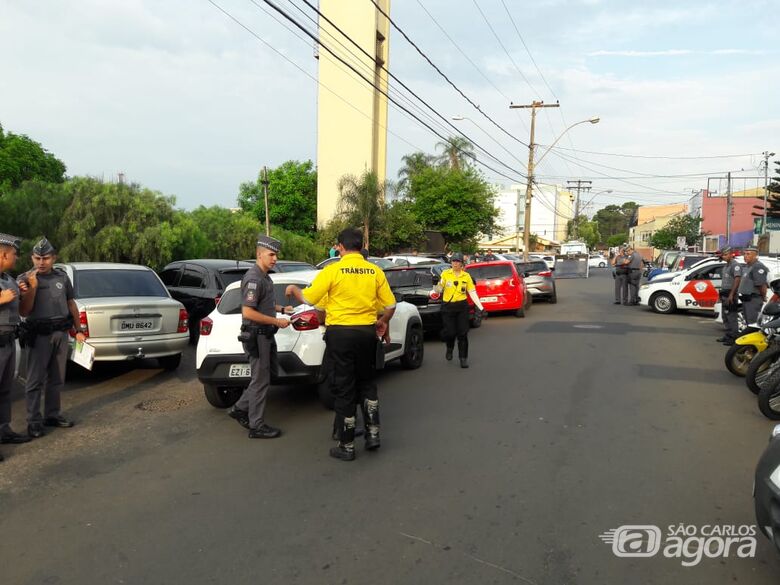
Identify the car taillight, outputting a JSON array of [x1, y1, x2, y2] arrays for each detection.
[[538, 270, 552, 277], [200, 316, 213, 336], [214, 295, 221, 306], [292, 309, 320, 331], [70, 310, 89, 338], [177, 308, 189, 333]]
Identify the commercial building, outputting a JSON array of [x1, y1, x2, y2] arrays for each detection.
[[628, 203, 689, 259]]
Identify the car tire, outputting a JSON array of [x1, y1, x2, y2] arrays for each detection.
[[599, 262, 606, 268], [514, 306, 525, 318], [203, 384, 242, 408], [470, 311, 482, 329], [401, 324, 424, 369], [724, 344, 758, 377], [746, 347, 780, 395], [158, 354, 181, 371], [757, 381, 780, 420], [649, 292, 676, 314]]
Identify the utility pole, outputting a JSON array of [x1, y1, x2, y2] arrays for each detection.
[[725, 171, 732, 245], [261, 166, 271, 237], [764, 151, 776, 234], [567, 179, 592, 239], [510, 100, 560, 261]]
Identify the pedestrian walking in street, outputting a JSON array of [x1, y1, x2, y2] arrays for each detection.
[[717, 246, 743, 345], [612, 246, 630, 305], [18, 238, 84, 438], [626, 245, 643, 305], [229, 235, 292, 439], [431, 253, 485, 368], [0, 234, 31, 461], [328, 244, 338, 259], [285, 228, 396, 461], [738, 245, 769, 329]]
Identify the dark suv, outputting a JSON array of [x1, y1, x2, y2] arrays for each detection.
[[159, 259, 253, 342], [384, 266, 442, 334]]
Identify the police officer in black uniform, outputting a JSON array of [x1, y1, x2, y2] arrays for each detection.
[[626, 245, 643, 305], [228, 235, 291, 439], [738, 245, 768, 329], [18, 238, 84, 438], [716, 246, 743, 345], [0, 234, 32, 460]]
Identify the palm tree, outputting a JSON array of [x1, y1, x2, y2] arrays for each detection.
[[397, 151, 433, 192], [336, 170, 388, 250], [436, 136, 475, 170]]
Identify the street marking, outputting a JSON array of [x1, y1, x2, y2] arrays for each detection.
[[573, 324, 604, 329]]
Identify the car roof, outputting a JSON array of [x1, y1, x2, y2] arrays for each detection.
[[223, 269, 321, 292], [164, 259, 254, 269], [465, 260, 514, 267], [62, 262, 153, 271]]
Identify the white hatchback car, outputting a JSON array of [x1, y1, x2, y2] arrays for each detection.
[[587, 255, 608, 268], [196, 270, 424, 408]]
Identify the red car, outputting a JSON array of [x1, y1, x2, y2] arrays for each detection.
[[465, 260, 531, 318]]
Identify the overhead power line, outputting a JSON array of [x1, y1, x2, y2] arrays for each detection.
[[366, 0, 529, 148], [256, 0, 528, 183], [537, 144, 763, 160]]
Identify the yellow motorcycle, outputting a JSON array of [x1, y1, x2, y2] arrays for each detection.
[[724, 303, 780, 377]]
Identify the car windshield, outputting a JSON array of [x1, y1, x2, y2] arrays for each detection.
[[466, 264, 512, 281], [218, 283, 308, 315], [218, 269, 249, 287], [369, 258, 394, 269], [74, 269, 168, 298], [385, 270, 433, 288], [515, 261, 548, 274]]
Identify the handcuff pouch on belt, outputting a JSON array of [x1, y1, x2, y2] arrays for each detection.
[[239, 323, 278, 357], [19, 317, 73, 349]]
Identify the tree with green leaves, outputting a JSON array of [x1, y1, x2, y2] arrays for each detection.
[[409, 166, 498, 250], [593, 202, 637, 243], [435, 136, 475, 171], [397, 151, 434, 193], [606, 233, 629, 247], [648, 215, 703, 249], [567, 216, 601, 249], [0, 179, 72, 242], [336, 170, 388, 251], [0, 124, 66, 192], [371, 199, 426, 255], [237, 160, 317, 235]]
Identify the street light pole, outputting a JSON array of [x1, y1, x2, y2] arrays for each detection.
[[510, 101, 599, 260]]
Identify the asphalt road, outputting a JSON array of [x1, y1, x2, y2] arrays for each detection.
[[2, 269, 780, 584]]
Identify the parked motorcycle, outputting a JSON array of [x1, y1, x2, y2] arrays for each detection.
[[745, 313, 780, 395], [725, 303, 780, 377]]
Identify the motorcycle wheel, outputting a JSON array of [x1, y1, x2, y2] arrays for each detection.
[[724, 344, 758, 377], [745, 346, 780, 395], [757, 380, 780, 420]]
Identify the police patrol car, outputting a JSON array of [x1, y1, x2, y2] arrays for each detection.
[[638, 258, 726, 314]]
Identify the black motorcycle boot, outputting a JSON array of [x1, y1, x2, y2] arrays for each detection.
[[445, 344, 454, 361], [330, 416, 356, 461], [361, 399, 381, 450]]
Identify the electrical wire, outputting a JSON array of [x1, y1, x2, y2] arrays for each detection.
[[366, 0, 529, 148], [256, 0, 529, 183], [536, 145, 763, 160]]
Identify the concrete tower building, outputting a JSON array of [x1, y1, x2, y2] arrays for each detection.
[[316, 0, 391, 227]]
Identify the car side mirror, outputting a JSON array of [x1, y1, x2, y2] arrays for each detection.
[[523, 272, 530, 277]]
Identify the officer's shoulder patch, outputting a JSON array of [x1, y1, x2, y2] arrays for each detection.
[[248, 281, 257, 289], [758, 269, 766, 274]]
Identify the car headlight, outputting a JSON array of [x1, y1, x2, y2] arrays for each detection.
[[640, 284, 649, 290], [771, 464, 780, 490]]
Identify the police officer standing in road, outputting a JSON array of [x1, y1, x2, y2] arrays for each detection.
[[626, 245, 643, 305], [611, 246, 629, 305], [18, 238, 85, 438], [228, 235, 291, 439], [717, 247, 743, 345], [738, 245, 769, 329], [431, 252, 485, 368], [285, 228, 396, 461], [0, 234, 32, 460]]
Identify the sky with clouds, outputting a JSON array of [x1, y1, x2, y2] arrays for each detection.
[[1, 0, 777, 213]]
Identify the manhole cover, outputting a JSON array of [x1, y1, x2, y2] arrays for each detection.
[[136, 397, 193, 412]]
